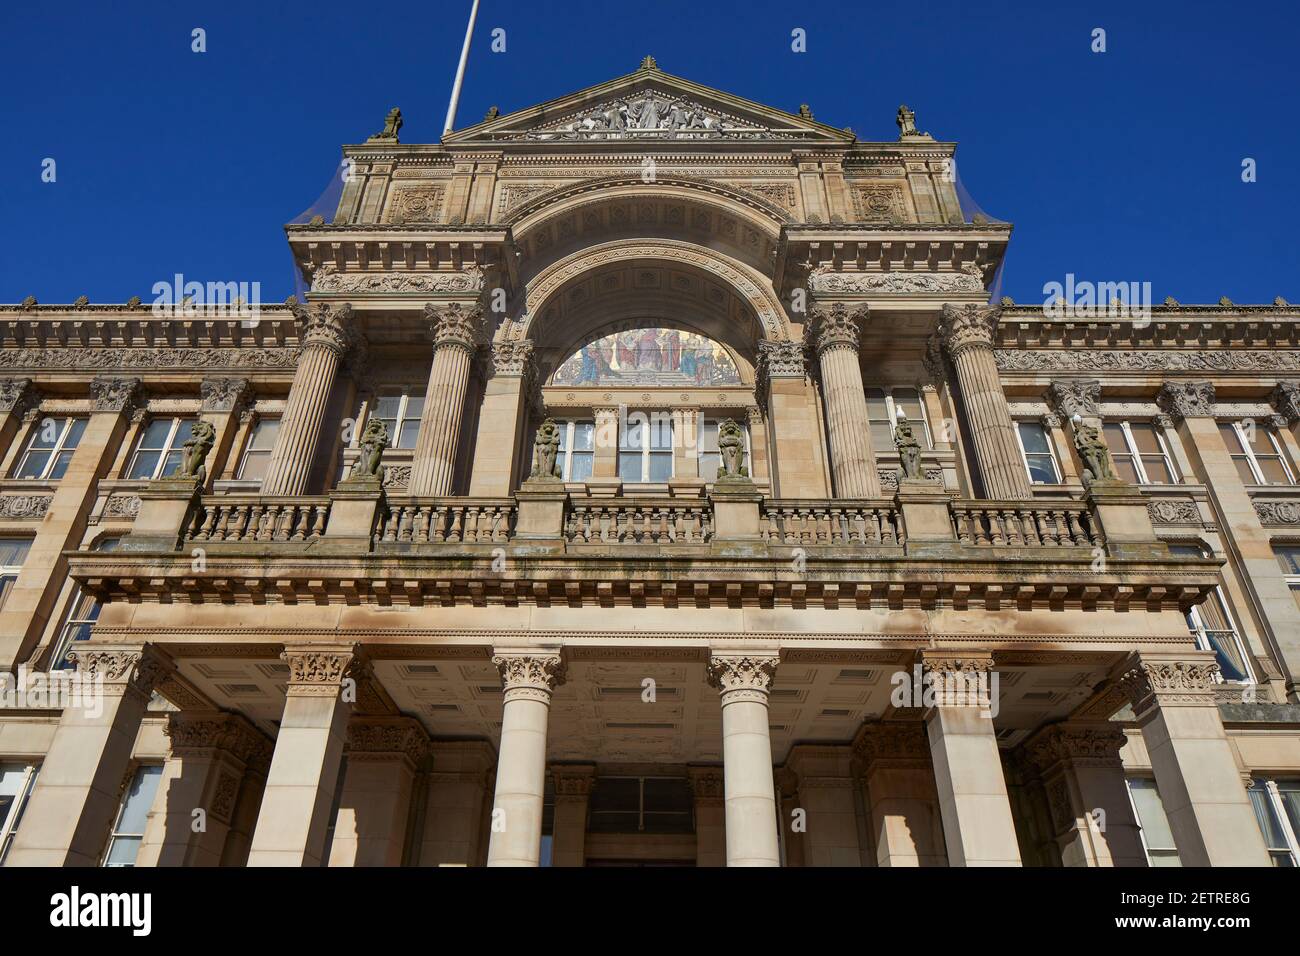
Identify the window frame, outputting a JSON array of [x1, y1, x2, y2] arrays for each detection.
[[370, 391, 425, 451], [1277, 545, 1300, 613], [50, 538, 121, 671], [102, 763, 163, 868], [126, 417, 197, 481], [1248, 778, 1300, 867], [236, 416, 280, 482], [554, 418, 596, 482], [587, 774, 695, 835], [618, 411, 675, 484], [1126, 776, 1182, 867], [1105, 420, 1180, 486], [0, 538, 32, 615], [1169, 543, 1254, 683], [14, 416, 85, 481], [1014, 419, 1063, 485], [0, 761, 40, 865], [865, 387, 933, 452], [1221, 421, 1297, 486]]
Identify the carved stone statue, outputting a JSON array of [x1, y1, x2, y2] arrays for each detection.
[[716, 419, 749, 479], [1072, 415, 1118, 484], [348, 418, 389, 482], [897, 104, 919, 137], [893, 411, 923, 480], [174, 420, 216, 481], [530, 418, 562, 480], [368, 107, 403, 143]]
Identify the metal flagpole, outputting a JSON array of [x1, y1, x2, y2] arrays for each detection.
[[443, 0, 481, 137]]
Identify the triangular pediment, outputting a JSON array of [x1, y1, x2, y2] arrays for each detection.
[[443, 61, 855, 145]]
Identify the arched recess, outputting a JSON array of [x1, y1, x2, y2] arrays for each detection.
[[507, 180, 791, 278]]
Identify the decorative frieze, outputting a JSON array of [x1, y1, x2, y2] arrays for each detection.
[[808, 265, 983, 296], [996, 350, 1300, 373], [1157, 381, 1216, 423], [1147, 498, 1202, 526], [103, 493, 144, 520], [0, 347, 300, 372], [311, 262, 484, 295], [0, 495, 52, 519], [1255, 500, 1300, 526]]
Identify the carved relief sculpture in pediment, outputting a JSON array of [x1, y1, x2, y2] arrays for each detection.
[[519, 92, 775, 141]]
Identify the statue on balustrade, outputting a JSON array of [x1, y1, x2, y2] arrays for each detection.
[[530, 418, 563, 480], [347, 418, 389, 483], [1072, 414, 1119, 485], [174, 420, 216, 482], [893, 410, 924, 481], [716, 418, 749, 479]]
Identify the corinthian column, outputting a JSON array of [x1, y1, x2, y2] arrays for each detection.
[[707, 651, 781, 866], [409, 303, 482, 496], [261, 303, 354, 495], [486, 650, 565, 867], [811, 303, 880, 497], [939, 303, 1032, 499]]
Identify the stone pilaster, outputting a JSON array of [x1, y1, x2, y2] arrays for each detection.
[[328, 716, 427, 867], [756, 337, 829, 498], [409, 303, 483, 496], [247, 644, 359, 866], [811, 303, 880, 498], [468, 339, 535, 495], [687, 766, 727, 867], [853, 721, 947, 867], [939, 304, 1032, 499], [136, 710, 272, 867], [1020, 722, 1147, 868], [486, 649, 565, 866], [550, 763, 596, 867], [783, 745, 862, 866], [707, 651, 781, 866], [198, 377, 252, 491], [920, 651, 1022, 866], [419, 740, 496, 867], [1114, 652, 1270, 866], [5, 644, 171, 866], [261, 303, 354, 495]]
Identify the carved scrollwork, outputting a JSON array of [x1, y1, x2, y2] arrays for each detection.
[[1048, 380, 1101, 420], [1157, 381, 1216, 422], [939, 303, 1000, 357], [706, 653, 779, 702], [1118, 657, 1219, 712], [1255, 500, 1300, 526], [426, 302, 484, 352], [810, 302, 866, 354], [89, 376, 144, 413], [296, 302, 355, 357], [0, 495, 52, 519], [493, 653, 567, 701]]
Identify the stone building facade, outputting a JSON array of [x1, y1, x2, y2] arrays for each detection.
[[1, 60, 1299, 868]]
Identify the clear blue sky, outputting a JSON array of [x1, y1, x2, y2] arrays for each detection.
[[2, 0, 1296, 305]]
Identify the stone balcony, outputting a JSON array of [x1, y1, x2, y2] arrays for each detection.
[[65, 475, 1223, 617]]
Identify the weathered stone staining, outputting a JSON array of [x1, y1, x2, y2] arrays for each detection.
[[0, 59, 1294, 871]]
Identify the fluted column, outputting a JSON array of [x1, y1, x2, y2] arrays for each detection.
[[707, 651, 781, 866], [409, 302, 482, 496], [486, 650, 565, 867], [812, 303, 880, 497], [261, 303, 354, 495], [939, 303, 1033, 499]]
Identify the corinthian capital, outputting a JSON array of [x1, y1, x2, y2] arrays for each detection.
[[810, 302, 866, 354], [282, 644, 359, 697], [89, 376, 144, 413], [296, 302, 355, 356], [426, 302, 484, 352], [200, 377, 252, 413], [490, 339, 535, 378], [0, 378, 40, 415], [1156, 381, 1216, 423], [757, 338, 807, 378], [1048, 380, 1101, 420], [1022, 722, 1126, 772], [493, 651, 566, 702], [707, 652, 779, 703], [1271, 381, 1300, 424], [67, 644, 171, 699], [1115, 652, 1219, 714], [938, 303, 1000, 356]]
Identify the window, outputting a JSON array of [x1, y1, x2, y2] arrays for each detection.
[[1015, 421, 1062, 485], [555, 420, 595, 481], [1169, 544, 1252, 682], [236, 418, 280, 481], [51, 538, 122, 670], [1219, 421, 1296, 486], [1248, 779, 1300, 867], [699, 418, 750, 479], [587, 776, 694, 834], [371, 392, 424, 450], [127, 418, 196, 480], [0, 762, 39, 864], [103, 764, 162, 867], [618, 412, 673, 483], [1276, 545, 1300, 612], [1127, 778, 1181, 866], [15, 417, 86, 480], [866, 387, 931, 452], [0, 539, 32, 613], [1103, 421, 1178, 484]]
